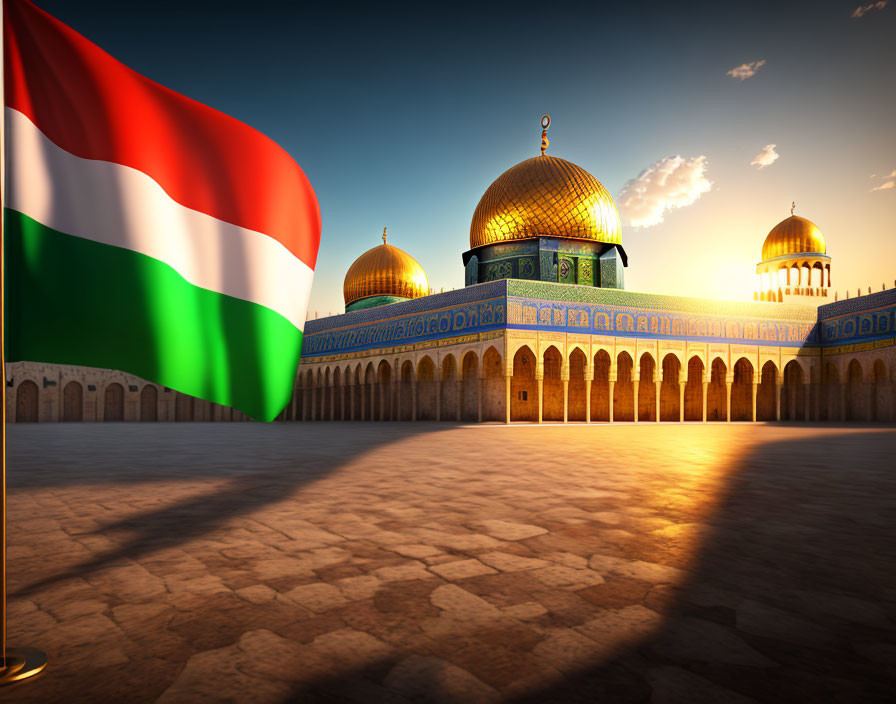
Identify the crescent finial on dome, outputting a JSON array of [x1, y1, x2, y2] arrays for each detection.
[[540, 114, 551, 156]]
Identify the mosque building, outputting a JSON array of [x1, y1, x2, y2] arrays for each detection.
[[5, 118, 895, 423]]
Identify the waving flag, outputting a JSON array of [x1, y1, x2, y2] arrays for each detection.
[[3, 0, 320, 421]]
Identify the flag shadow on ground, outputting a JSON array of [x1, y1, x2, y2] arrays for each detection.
[[280, 429, 896, 704]]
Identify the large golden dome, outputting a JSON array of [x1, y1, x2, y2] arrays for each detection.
[[761, 215, 826, 260], [469, 155, 622, 249], [344, 232, 429, 307]]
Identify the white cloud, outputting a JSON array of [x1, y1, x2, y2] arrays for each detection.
[[852, 1, 887, 18], [871, 170, 896, 191], [727, 60, 766, 81], [751, 144, 779, 169], [617, 155, 712, 228]]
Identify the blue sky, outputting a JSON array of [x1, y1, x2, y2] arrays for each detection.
[[37, 0, 896, 314]]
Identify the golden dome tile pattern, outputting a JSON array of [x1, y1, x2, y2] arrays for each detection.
[[344, 239, 429, 307], [761, 215, 826, 260], [469, 155, 622, 250]]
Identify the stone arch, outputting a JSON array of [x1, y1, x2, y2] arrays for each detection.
[[846, 359, 864, 421], [590, 349, 611, 422], [568, 347, 587, 422], [140, 385, 158, 422], [614, 351, 634, 422], [482, 345, 505, 422], [16, 379, 39, 423], [757, 361, 777, 421], [542, 345, 563, 422], [638, 352, 657, 422], [660, 354, 681, 421], [782, 360, 805, 421], [416, 356, 437, 421], [399, 359, 414, 421], [175, 392, 194, 422], [511, 345, 537, 422], [684, 356, 705, 421], [376, 360, 392, 421], [63, 380, 83, 422], [871, 359, 888, 421], [461, 351, 479, 421], [440, 354, 459, 421], [104, 383, 125, 422], [332, 366, 343, 420], [822, 362, 840, 421], [707, 358, 727, 421], [731, 358, 753, 421]]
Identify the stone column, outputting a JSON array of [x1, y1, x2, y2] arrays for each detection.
[[457, 380, 463, 422], [751, 381, 758, 422], [435, 377, 442, 422], [477, 377, 484, 423], [679, 381, 686, 422], [775, 377, 782, 421], [311, 382, 317, 421], [806, 385, 812, 422], [349, 382, 355, 421], [301, 385, 308, 421], [371, 382, 377, 421], [561, 364, 569, 424], [330, 385, 335, 421], [395, 381, 401, 422], [584, 374, 592, 424], [702, 378, 708, 423], [341, 383, 346, 421], [841, 383, 848, 421], [505, 374, 512, 424], [655, 380, 661, 422], [411, 380, 417, 421], [633, 379, 640, 423], [725, 374, 732, 422], [608, 377, 616, 423], [537, 375, 544, 424], [359, 382, 365, 421]]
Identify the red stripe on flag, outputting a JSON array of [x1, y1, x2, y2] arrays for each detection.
[[4, 0, 320, 270]]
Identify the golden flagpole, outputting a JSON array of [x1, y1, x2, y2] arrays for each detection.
[[0, 0, 48, 684]]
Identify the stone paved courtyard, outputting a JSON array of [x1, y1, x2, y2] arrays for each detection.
[[1, 422, 895, 703]]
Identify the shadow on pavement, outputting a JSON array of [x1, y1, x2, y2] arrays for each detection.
[[286, 428, 896, 703]]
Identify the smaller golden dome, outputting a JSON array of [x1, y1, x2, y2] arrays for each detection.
[[344, 230, 429, 307], [761, 215, 826, 260]]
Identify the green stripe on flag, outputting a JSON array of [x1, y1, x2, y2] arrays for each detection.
[[4, 209, 301, 421]]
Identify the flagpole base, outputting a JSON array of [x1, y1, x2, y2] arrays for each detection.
[[0, 648, 47, 685]]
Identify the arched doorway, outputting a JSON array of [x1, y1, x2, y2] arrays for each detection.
[[482, 346, 505, 422], [638, 353, 656, 422], [684, 356, 704, 421], [822, 363, 840, 421], [614, 352, 634, 422], [16, 380, 39, 423], [731, 358, 753, 421], [416, 357, 437, 420], [871, 360, 887, 421], [707, 359, 727, 421], [104, 383, 124, 422], [757, 361, 777, 421], [568, 348, 587, 422], [175, 392, 194, 422], [461, 352, 479, 421], [440, 355, 458, 421], [590, 350, 611, 422], [400, 361, 414, 421], [660, 354, 681, 421], [63, 381, 83, 422], [782, 361, 805, 421], [846, 359, 863, 421], [377, 360, 392, 421], [511, 346, 537, 422], [333, 367, 343, 420], [140, 385, 158, 421], [542, 346, 563, 422], [364, 363, 376, 421]]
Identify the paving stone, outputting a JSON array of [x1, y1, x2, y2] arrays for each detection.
[[374, 561, 433, 582], [649, 617, 777, 667], [384, 654, 499, 703], [335, 574, 382, 601], [477, 551, 550, 572], [529, 564, 605, 590], [284, 582, 347, 613], [428, 559, 498, 580], [588, 554, 685, 584], [391, 543, 443, 559], [736, 599, 836, 648], [646, 665, 759, 704], [501, 602, 548, 620], [474, 520, 549, 541], [533, 627, 605, 673]]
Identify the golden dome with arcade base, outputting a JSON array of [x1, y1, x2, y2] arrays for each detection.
[[343, 229, 429, 310], [761, 214, 826, 261]]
